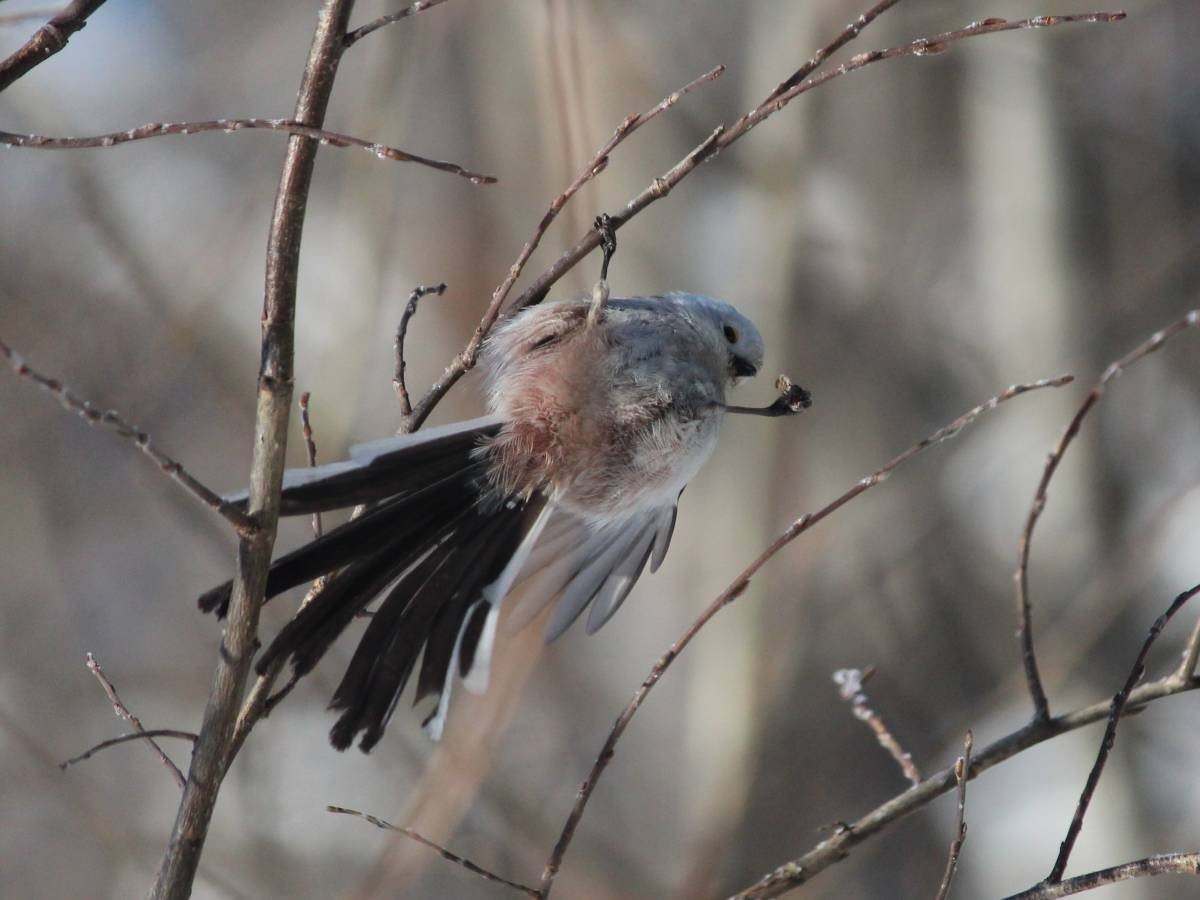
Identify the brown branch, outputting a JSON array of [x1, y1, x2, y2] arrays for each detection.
[[299, 392, 322, 539], [1003, 852, 1200, 900], [934, 732, 973, 900], [729, 673, 1200, 899], [832, 667, 921, 787], [537, 375, 1073, 896], [149, 1, 358, 896], [327, 805, 540, 898], [60, 729, 198, 772], [0, 0, 107, 93], [85, 653, 188, 789], [343, 0, 453, 49], [0, 337, 257, 537], [1046, 583, 1200, 884], [0, 118, 496, 182], [507, 11, 1125, 320], [1016, 308, 1199, 722], [405, 63, 726, 431], [394, 282, 447, 419]]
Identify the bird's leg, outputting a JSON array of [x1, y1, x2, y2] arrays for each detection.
[[587, 214, 618, 329], [722, 375, 812, 417]]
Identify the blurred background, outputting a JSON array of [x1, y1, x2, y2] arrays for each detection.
[[2, 1, 1199, 897]]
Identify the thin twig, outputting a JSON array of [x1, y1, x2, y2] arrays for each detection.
[[507, 11, 1126, 321], [0, 0, 107, 93], [343, 0, 453, 48], [299, 392, 322, 539], [85, 653, 187, 789], [0, 118, 496, 182], [1017, 307, 1199, 722], [327, 805, 540, 898], [60, 730, 198, 772], [1046, 583, 1200, 884], [832, 667, 921, 787], [150, 2, 359, 896], [729, 673, 1200, 898], [934, 731, 973, 900], [0, 337, 256, 536], [1004, 852, 1200, 899], [405, 63, 725, 431], [394, 282, 447, 419], [538, 375, 1072, 896]]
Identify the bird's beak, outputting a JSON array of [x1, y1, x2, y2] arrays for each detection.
[[731, 356, 758, 378]]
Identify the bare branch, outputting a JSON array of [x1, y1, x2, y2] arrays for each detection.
[[1017, 308, 1199, 722], [1046, 583, 1200, 884], [1003, 852, 1200, 900], [0, 118, 496, 183], [510, 12, 1126, 317], [327, 805, 540, 898], [405, 63, 726, 431], [832, 667, 921, 787], [60, 729, 198, 773], [343, 0, 453, 49], [0, 337, 257, 537], [538, 375, 1073, 896], [85, 653, 188, 788], [394, 282, 447, 419], [298, 392, 322, 539], [934, 732, 973, 900], [150, 1, 359, 896], [729, 673, 1200, 899], [0, 0, 107, 93]]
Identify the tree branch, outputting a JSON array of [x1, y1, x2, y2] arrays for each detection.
[[84, 652, 188, 789], [1046, 583, 1200, 884], [0, 118, 496, 182], [0, 336, 257, 537], [1003, 852, 1200, 900], [394, 282, 447, 420], [832, 667, 921, 787], [0, 0, 107, 93], [933, 732, 973, 900], [60, 729, 197, 773], [538, 375, 1073, 896], [507, 11, 1126, 319], [149, 1, 358, 896], [405, 63, 726, 431], [1016, 308, 1199, 723], [730, 673, 1200, 899], [343, 0, 454, 49], [327, 805, 540, 898]]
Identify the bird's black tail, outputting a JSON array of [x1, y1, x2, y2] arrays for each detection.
[[195, 417, 549, 751]]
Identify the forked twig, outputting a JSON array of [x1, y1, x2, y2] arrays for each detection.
[[85, 653, 188, 788], [0, 337, 257, 536], [0, 119, 496, 183], [1016, 308, 1199, 722], [538, 375, 1072, 895], [1004, 852, 1200, 900], [1045, 583, 1200, 884], [405, 63, 726, 431], [327, 805, 540, 897]]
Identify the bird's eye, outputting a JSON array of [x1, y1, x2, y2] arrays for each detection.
[[723, 325, 739, 344]]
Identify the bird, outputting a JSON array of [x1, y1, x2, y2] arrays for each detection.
[[197, 291, 808, 751]]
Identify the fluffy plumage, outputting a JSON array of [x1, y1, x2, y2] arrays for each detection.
[[197, 292, 765, 750]]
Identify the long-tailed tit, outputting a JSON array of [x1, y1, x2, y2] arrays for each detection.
[[198, 292, 808, 750]]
